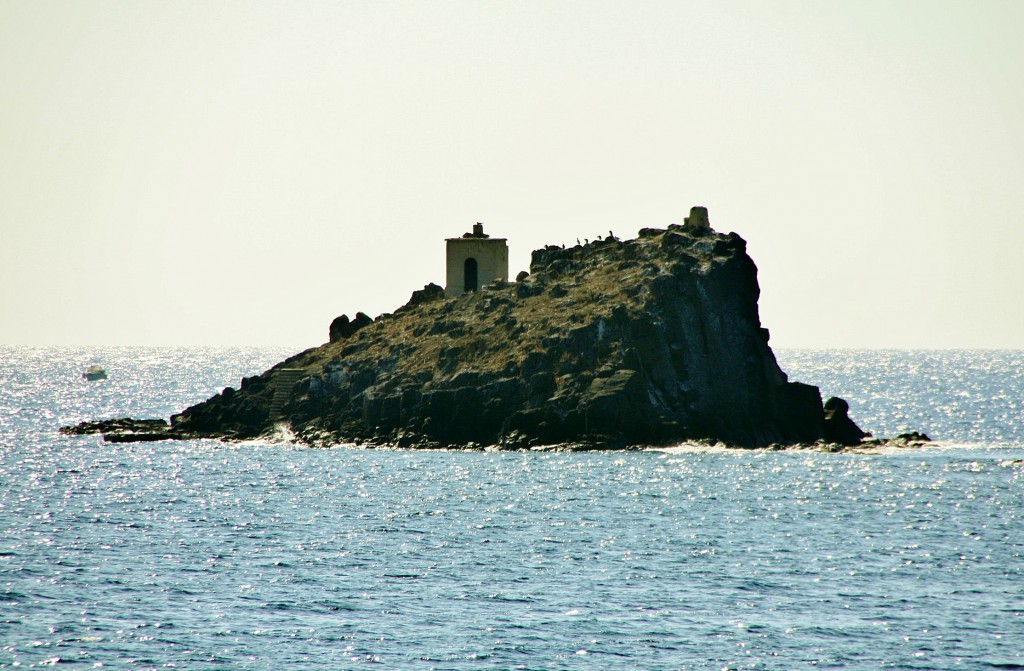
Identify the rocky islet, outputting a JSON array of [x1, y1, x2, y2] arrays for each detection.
[[64, 213, 922, 450]]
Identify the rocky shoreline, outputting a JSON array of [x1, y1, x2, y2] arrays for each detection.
[[62, 215, 927, 451], [60, 417, 931, 452]]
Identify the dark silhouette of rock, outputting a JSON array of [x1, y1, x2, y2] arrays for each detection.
[[63, 218, 889, 449], [60, 418, 170, 436], [329, 312, 373, 343], [59, 418, 188, 443], [329, 315, 352, 343], [896, 431, 930, 443], [822, 396, 868, 445]]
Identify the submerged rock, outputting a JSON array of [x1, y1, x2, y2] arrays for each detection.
[[59, 418, 188, 443], [64, 218, 880, 449]]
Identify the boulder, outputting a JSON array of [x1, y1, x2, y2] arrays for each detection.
[[329, 312, 373, 343], [822, 396, 868, 446]]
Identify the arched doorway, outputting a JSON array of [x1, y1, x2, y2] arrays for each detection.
[[463, 257, 478, 293]]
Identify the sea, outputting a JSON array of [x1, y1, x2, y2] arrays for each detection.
[[1, 347, 1022, 670]]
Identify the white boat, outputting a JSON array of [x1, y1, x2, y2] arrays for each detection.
[[83, 365, 107, 381]]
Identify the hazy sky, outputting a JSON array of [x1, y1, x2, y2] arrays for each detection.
[[2, 0, 1022, 348]]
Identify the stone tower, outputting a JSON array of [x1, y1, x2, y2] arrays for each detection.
[[445, 223, 508, 297], [683, 206, 711, 231]]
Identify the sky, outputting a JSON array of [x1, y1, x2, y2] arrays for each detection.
[[2, 0, 1022, 348]]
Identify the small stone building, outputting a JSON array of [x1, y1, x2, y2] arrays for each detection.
[[683, 206, 711, 231], [445, 223, 508, 297]]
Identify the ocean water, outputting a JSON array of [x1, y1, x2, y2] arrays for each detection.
[[1, 347, 1022, 670]]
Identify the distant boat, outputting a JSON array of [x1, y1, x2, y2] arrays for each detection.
[[83, 365, 107, 381]]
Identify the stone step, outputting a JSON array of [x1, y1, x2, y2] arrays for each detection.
[[269, 369, 305, 419]]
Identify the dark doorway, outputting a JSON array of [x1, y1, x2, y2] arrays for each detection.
[[464, 257, 479, 293]]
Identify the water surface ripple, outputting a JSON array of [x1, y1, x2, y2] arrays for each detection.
[[2, 347, 1022, 669]]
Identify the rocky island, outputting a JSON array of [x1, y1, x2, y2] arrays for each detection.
[[64, 208, 908, 450]]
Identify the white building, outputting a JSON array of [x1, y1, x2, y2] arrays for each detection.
[[445, 223, 509, 297]]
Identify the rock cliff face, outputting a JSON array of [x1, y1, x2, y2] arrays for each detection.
[[150, 220, 851, 449]]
